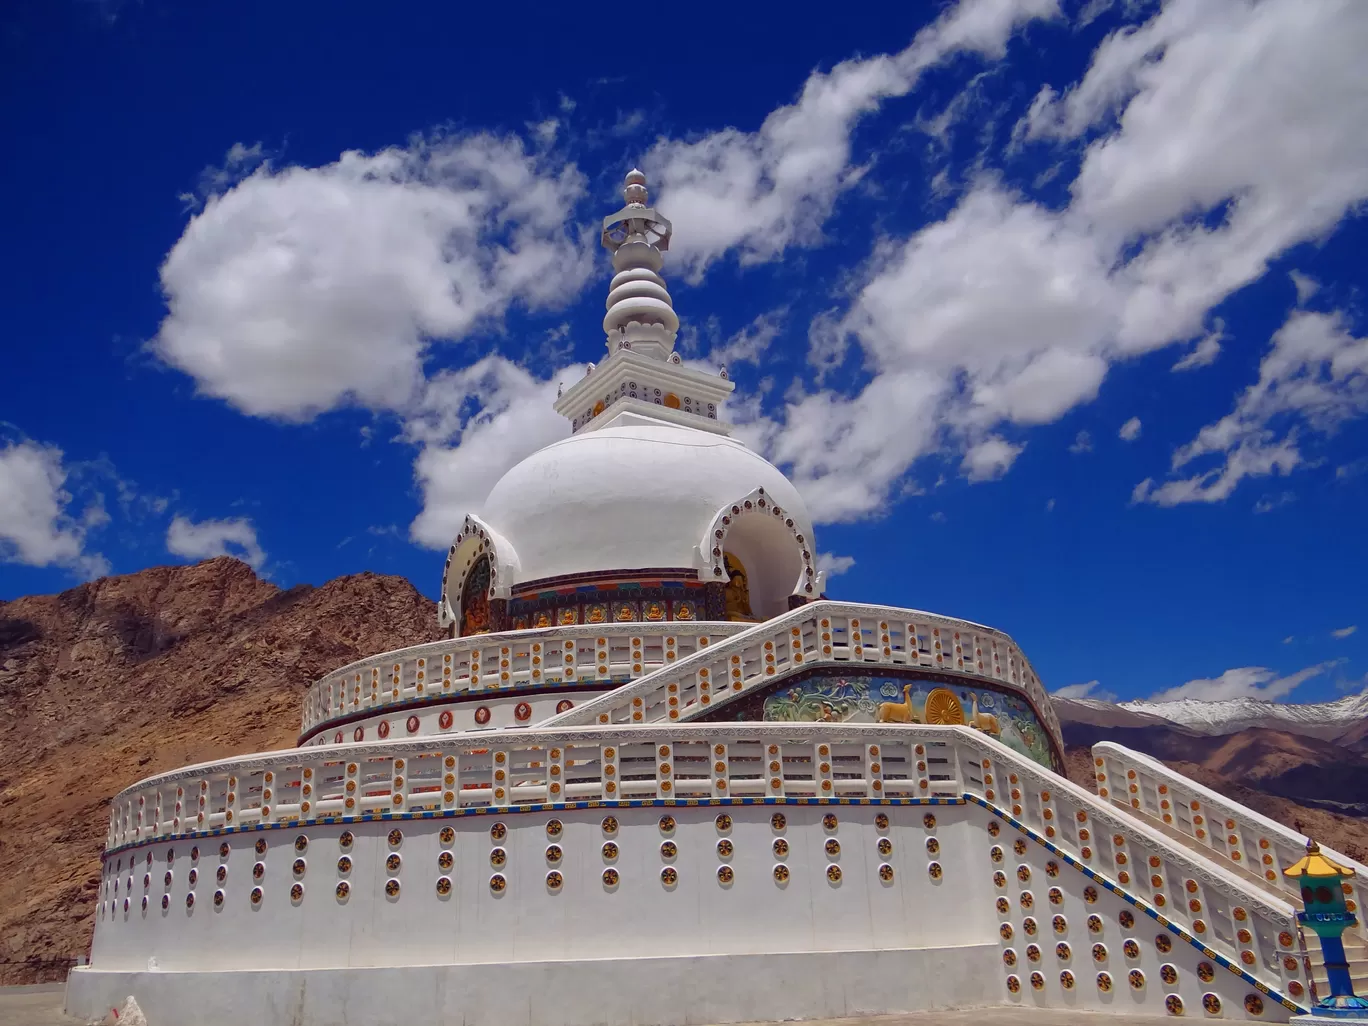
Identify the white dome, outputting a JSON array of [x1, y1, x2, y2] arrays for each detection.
[[481, 412, 818, 617]]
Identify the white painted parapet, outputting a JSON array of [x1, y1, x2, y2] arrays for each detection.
[[543, 599, 1062, 745], [1094, 740, 1368, 997]]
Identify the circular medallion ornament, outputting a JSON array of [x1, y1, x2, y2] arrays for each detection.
[[1156, 932, 1172, 953], [1061, 970, 1075, 990], [773, 864, 790, 883], [923, 814, 936, 829], [1021, 891, 1035, 909], [993, 871, 1007, 888], [437, 876, 452, 896], [659, 816, 676, 834], [1202, 994, 1222, 1015], [386, 853, 401, 873], [1030, 972, 1045, 991], [290, 883, 304, 902], [378, 720, 391, 739], [354, 727, 364, 742], [384, 878, 400, 898], [1049, 887, 1064, 905], [997, 897, 1011, 915], [603, 842, 620, 861], [490, 874, 507, 893], [1017, 865, 1031, 883], [1014, 839, 1027, 856], [491, 823, 507, 842], [1056, 942, 1071, 960], [339, 831, 354, 849], [1244, 995, 1264, 1016], [1093, 943, 1108, 962], [1123, 939, 1140, 959], [879, 838, 894, 856], [335, 881, 350, 901], [1004, 949, 1018, 967], [1165, 994, 1183, 1016], [1160, 964, 1178, 986], [474, 706, 491, 725], [546, 819, 563, 839], [490, 848, 507, 867], [988, 821, 1001, 837], [406, 715, 420, 734], [1001, 923, 1015, 941], [337, 856, 352, 874], [1023, 917, 1038, 936], [545, 871, 563, 890], [556, 699, 574, 714], [252, 862, 265, 880], [827, 865, 842, 884], [772, 838, 789, 858], [875, 813, 889, 830], [991, 846, 1005, 863], [514, 702, 532, 722], [601, 816, 618, 835], [1006, 975, 1021, 994], [213, 890, 225, 908], [1097, 972, 1113, 992], [1196, 962, 1215, 983], [825, 838, 841, 857], [293, 858, 306, 877], [255, 838, 268, 856], [879, 863, 894, 882], [438, 710, 454, 730], [1053, 915, 1068, 934], [1026, 944, 1041, 963], [388, 829, 403, 848], [1087, 915, 1103, 933], [928, 862, 943, 879], [821, 813, 838, 831], [1084, 886, 1098, 903], [250, 887, 264, 906], [661, 866, 678, 886], [439, 851, 454, 871], [717, 865, 735, 884]]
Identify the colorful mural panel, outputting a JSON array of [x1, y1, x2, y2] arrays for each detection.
[[700, 670, 1058, 771]]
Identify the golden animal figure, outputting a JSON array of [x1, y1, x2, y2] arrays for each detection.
[[969, 692, 1001, 735], [876, 684, 919, 723]]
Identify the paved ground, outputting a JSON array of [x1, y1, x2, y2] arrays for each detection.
[[0, 985, 1180, 1026], [0, 985, 83, 1026]]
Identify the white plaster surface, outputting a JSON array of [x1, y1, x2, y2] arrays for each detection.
[[66, 945, 1001, 1026], [480, 414, 813, 607]]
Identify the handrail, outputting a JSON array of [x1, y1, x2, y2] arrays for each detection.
[[299, 621, 749, 736], [538, 599, 1062, 747], [1094, 741, 1366, 959]]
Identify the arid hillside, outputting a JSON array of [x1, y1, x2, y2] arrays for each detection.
[[0, 557, 434, 984]]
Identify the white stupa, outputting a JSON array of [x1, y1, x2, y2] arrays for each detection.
[[65, 172, 1363, 1026]]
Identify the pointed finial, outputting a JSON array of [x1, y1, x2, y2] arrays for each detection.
[[600, 168, 678, 357]]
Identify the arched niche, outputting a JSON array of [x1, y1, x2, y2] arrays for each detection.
[[696, 487, 823, 621], [438, 515, 520, 636]]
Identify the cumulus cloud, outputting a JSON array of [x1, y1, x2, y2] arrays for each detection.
[[1068, 430, 1093, 454], [1171, 326, 1223, 372], [0, 439, 110, 578], [406, 356, 580, 548], [744, 0, 1368, 522], [153, 133, 593, 421], [648, 0, 1061, 277], [816, 552, 856, 577], [1332, 625, 1358, 639], [1136, 309, 1368, 506], [1290, 270, 1320, 305], [1051, 679, 1116, 701], [1146, 661, 1338, 703], [1118, 416, 1141, 441], [166, 514, 266, 570], [961, 436, 1025, 481]]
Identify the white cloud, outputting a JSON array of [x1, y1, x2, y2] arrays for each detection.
[[1137, 309, 1368, 506], [1045, 497, 1055, 511], [1068, 430, 1094, 454], [1332, 625, 1358, 639], [153, 133, 593, 421], [1171, 325, 1223, 371], [1290, 270, 1320, 304], [1146, 661, 1338, 703], [743, 0, 1368, 522], [0, 439, 110, 578], [1253, 490, 1296, 514], [406, 356, 579, 548], [1118, 416, 1141, 441], [166, 514, 266, 570], [961, 435, 1025, 481], [648, 0, 1061, 277], [1051, 679, 1116, 701], [816, 552, 856, 577]]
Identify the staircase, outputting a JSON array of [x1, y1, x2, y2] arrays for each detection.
[[1094, 741, 1368, 1002]]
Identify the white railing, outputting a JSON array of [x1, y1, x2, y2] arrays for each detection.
[[1095, 741, 1366, 975], [299, 622, 748, 737], [540, 600, 1062, 744], [100, 722, 1308, 1006]]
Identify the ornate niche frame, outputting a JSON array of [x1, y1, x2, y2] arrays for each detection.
[[438, 515, 521, 638], [694, 486, 825, 620]]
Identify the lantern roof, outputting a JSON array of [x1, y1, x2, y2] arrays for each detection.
[[1283, 838, 1355, 879]]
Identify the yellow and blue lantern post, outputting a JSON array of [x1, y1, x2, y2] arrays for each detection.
[[1285, 839, 1368, 1018]]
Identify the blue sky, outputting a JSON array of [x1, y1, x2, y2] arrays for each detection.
[[2, 0, 1365, 706]]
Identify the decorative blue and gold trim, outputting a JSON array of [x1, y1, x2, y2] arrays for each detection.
[[967, 793, 1308, 1016]]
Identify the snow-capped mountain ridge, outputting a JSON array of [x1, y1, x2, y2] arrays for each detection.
[[1116, 690, 1368, 734]]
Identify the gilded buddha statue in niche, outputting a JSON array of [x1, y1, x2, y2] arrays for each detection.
[[723, 552, 755, 621], [459, 556, 492, 636]]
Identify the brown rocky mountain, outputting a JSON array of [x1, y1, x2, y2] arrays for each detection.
[[1, 558, 1364, 984], [0, 557, 435, 985]]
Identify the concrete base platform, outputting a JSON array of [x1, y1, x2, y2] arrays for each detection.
[[65, 945, 1000, 1026]]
